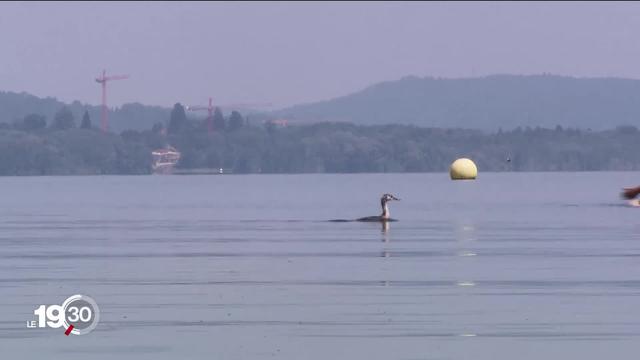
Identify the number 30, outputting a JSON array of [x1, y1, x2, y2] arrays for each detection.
[[68, 306, 92, 322]]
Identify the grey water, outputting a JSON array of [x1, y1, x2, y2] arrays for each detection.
[[2, 172, 640, 359]]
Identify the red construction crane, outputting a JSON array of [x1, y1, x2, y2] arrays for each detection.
[[95, 70, 130, 132], [187, 97, 216, 133], [186, 97, 272, 133]]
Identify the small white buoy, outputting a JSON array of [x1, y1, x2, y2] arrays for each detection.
[[450, 158, 478, 180]]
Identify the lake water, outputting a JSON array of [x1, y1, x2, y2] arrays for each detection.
[[2, 172, 640, 359]]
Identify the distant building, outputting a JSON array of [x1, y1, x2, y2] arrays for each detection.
[[151, 146, 181, 174]]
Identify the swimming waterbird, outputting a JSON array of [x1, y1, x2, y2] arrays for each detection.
[[356, 193, 400, 222]]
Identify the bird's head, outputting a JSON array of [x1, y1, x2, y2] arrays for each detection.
[[382, 193, 400, 203], [622, 186, 640, 200]]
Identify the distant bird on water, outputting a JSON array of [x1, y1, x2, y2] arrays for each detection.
[[329, 193, 401, 223], [622, 186, 640, 206], [356, 193, 401, 222]]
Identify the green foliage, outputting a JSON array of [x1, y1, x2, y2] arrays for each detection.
[[80, 110, 92, 129], [0, 127, 154, 175], [166, 121, 640, 173], [152, 122, 164, 134], [51, 106, 75, 130], [0, 130, 58, 175], [4, 109, 640, 175], [275, 75, 640, 130], [9, 75, 640, 134], [228, 111, 244, 131], [168, 103, 187, 134], [213, 107, 225, 131], [14, 114, 47, 132], [0, 91, 170, 133]]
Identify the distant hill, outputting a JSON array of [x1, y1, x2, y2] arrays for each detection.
[[0, 91, 170, 133], [0, 91, 272, 133], [7, 74, 640, 132], [273, 75, 640, 130]]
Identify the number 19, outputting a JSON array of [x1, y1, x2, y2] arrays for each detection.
[[33, 305, 65, 328]]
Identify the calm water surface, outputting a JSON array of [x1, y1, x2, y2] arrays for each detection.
[[2, 172, 640, 359]]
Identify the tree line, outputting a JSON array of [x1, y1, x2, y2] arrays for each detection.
[[2, 103, 640, 175]]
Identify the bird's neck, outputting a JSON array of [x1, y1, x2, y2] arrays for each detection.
[[381, 200, 390, 219]]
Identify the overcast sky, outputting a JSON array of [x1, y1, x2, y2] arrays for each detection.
[[1, 1, 639, 109]]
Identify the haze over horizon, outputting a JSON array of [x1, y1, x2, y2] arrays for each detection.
[[1, 2, 640, 109]]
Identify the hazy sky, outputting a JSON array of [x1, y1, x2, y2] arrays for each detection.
[[1, 1, 640, 109]]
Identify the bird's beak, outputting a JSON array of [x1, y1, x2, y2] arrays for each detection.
[[393, 196, 400, 201]]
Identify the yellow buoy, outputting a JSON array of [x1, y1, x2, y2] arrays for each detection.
[[450, 158, 478, 180]]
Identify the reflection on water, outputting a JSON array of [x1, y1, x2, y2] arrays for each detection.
[[381, 220, 390, 237], [2, 172, 640, 359]]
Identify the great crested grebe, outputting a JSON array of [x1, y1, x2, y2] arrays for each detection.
[[622, 186, 640, 207], [356, 193, 400, 222]]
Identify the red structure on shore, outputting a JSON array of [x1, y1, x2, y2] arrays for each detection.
[[95, 70, 130, 132]]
